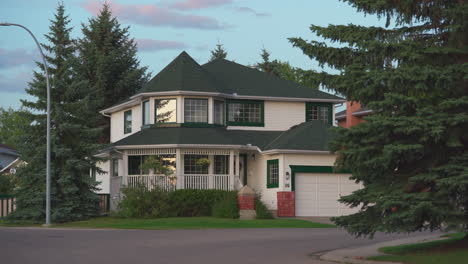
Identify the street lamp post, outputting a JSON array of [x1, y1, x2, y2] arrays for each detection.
[[0, 23, 52, 226]]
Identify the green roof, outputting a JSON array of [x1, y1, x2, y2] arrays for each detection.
[[263, 121, 334, 151], [137, 51, 342, 100], [113, 121, 334, 152], [203, 59, 342, 100], [138, 51, 224, 94]]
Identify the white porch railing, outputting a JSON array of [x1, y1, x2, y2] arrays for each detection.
[[127, 175, 176, 191], [125, 174, 236, 191]]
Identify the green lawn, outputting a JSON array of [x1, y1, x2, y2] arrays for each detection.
[[1, 217, 335, 230], [369, 233, 468, 264]]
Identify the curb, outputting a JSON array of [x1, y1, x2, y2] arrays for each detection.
[[320, 233, 445, 264]]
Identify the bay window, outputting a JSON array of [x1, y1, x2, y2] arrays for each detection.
[[184, 98, 208, 123]]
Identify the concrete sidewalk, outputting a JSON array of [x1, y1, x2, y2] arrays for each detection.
[[320, 233, 445, 264]]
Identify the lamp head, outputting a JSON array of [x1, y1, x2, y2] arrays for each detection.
[[0, 23, 13, 26]]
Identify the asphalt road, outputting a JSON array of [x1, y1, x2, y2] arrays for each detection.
[[0, 227, 428, 264]]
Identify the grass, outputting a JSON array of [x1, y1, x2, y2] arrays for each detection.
[[369, 232, 468, 264], [1, 216, 335, 230]]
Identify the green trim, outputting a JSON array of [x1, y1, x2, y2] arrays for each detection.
[[184, 98, 209, 124], [226, 99, 265, 127], [124, 110, 132, 134], [154, 98, 177, 124], [305, 102, 333, 125], [267, 159, 279, 189], [289, 165, 351, 191]]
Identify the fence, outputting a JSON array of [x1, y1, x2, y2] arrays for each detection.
[[0, 195, 15, 218], [0, 193, 110, 218]]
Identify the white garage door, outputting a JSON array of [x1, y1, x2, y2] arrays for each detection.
[[295, 173, 362, 217]]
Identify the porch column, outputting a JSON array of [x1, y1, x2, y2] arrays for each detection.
[[235, 150, 240, 188], [208, 155, 214, 189], [229, 150, 235, 190], [176, 148, 183, 189], [122, 150, 128, 186]]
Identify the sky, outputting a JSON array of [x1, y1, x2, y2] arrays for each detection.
[[0, 0, 385, 109]]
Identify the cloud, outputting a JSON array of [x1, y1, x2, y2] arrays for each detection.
[[170, 0, 233, 10], [82, 0, 226, 30], [0, 48, 36, 69], [236, 6, 270, 17], [0, 72, 31, 93], [136, 39, 188, 52]]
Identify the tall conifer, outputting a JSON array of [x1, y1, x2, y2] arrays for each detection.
[[10, 4, 102, 222], [290, 1, 468, 236], [78, 4, 149, 142]]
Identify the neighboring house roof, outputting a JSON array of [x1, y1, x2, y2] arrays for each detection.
[[112, 121, 333, 153], [335, 109, 346, 120], [352, 107, 372, 117], [0, 144, 18, 168], [102, 52, 344, 114], [334, 107, 373, 121]]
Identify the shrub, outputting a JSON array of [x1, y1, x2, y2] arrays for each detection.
[[169, 189, 234, 217], [211, 191, 239, 219], [117, 184, 171, 218], [255, 197, 273, 219], [117, 187, 238, 218]]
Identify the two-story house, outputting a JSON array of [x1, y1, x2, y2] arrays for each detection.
[[96, 51, 362, 217]]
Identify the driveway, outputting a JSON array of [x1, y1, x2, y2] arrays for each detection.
[[0, 227, 428, 264]]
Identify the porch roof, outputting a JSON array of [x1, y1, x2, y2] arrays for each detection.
[[112, 121, 333, 152]]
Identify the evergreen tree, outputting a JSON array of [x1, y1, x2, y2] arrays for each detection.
[[78, 3, 149, 142], [255, 48, 319, 88], [290, 1, 468, 237], [10, 4, 102, 222], [209, 42, 228, 61]]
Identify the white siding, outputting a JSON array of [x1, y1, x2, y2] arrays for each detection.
[[247, 153, 284, 210], [227, 101, 305, 131], [95, 160, 110, 194], [110, 105, 142, 143]]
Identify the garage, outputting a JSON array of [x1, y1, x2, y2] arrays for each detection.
[[295, 172, 362, 217]]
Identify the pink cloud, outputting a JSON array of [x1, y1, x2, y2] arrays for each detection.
[[82, 0, 226, 30], [236, 6, 270, 17], [136, 39, 188, 52], [0, 48, 37, 69], [170, 0, 233, 10]]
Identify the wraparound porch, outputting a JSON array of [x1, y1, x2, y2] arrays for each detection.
[[109, 147, 249, 191]]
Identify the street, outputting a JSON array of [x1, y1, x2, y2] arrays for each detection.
[[0, 227, 427, 264]]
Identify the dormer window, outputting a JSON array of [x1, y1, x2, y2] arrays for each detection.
[[142, 100, 150, 125], [306, 102, 332, 124], [155, 98, 177, 124], [184, 98, 208, 123], [226, 99, 264, 126]]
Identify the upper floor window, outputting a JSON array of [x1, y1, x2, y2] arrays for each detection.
[[306, 103, 332, 125], [124, 110, 132, 134], [142, 100, 150, 125], [155, 98, 177, 124], [213, 100, 224, 125], [227, 100, 264, 126], [184, 98, 208, 123]]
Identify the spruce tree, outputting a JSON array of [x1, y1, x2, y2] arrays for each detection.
[[78, 3, 149, 142], [10, 4, 102, 222], [255, 48, 319, 88], [209, 42, 228, 61], [290, 1, 468, 237]]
